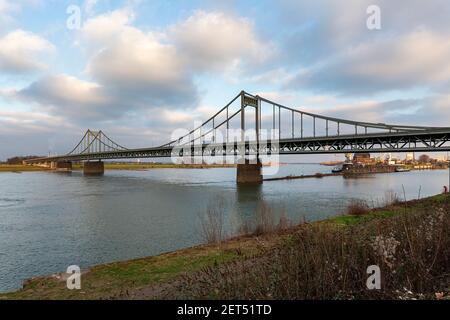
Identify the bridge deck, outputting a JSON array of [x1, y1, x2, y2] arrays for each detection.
[[23, 91, 450, 164], [25, 128, 450, 163]]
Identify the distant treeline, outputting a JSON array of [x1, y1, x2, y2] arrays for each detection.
[[4, 156, 42, 165]]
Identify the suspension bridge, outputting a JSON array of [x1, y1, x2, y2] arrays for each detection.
[[25, 91, 450, 183]]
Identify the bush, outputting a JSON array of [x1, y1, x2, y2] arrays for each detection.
[[199, 197, 226, 244], [170, 198, 450, 299], [239, 201, 291, 236], [347, 199, 370, 216], [383, 190, 401, 206]]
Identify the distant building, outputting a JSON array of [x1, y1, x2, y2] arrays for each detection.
[[345, 153, 353, 162], [374, 156, 383, 163], [352, 153, 373, 164], [387, 159, 396, 165], [406, 153, 414, 161]]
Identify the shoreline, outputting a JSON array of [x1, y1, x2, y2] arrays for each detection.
[[264, 172, 342, 181], [1, 192, 448, 300], [0, 163, 237, 172], [2, 163, 446, 174]]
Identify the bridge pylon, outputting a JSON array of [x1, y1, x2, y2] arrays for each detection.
[[237, 92, 263, 184], [23, 90, 450, 184]]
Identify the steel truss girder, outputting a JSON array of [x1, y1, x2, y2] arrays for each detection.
[[25, 131, 450, 163], [24, 91, 450, 164]]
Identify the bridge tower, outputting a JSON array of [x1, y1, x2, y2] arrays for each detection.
[[24, 91, 450, 184], [236, 91, 263, 184], [65, 129, 126, 176]]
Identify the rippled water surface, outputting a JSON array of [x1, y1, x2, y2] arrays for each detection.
[[0, 164, 448, 292]]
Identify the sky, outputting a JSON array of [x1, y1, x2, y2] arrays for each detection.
[[1, 0, 450, 161]]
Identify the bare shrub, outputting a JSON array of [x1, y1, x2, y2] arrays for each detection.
[[200, 197, 226, 244], [383, 190, 400, 206], [239, 202, 291, 236], [168, 199, 450, 300], [254, 201, 276, 235], [277, 209, 291, 231], [238, 218, 254, 236], [347, 199, 370, 216]]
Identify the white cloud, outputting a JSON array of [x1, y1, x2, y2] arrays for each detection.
[[11, 74, 111, 121], [1, 7, 274, 142], [278, 0, 450, 96], [0, 0, 16, 14], [3, 2, 450, 159], [305, 95, 450, 127], [170, 11, 272, 72], [77, 9, 272, 109], [287, 29, 450, 95], [0, 29, 54, 74], [0, 109, 67, 133], [346, 30, 450, 84], [159, 109, 194, 124], [0, 0, 44, 32], [84, 0, 99, 16], [85, 26, 193, 104], [81, 9, 197, 108], [255, 91, 298, 106], [82, 8, 135, 46], [0, 0, 17, 26], [304, 95, 335, 105]]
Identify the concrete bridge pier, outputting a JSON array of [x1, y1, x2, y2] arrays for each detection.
[[50, 161, 73, 172], [37, 162, 52, 168], [236, 159, 263, 184], [83, 161, 104, 176]]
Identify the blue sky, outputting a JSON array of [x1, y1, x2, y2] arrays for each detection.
[[1, 0, 450, 160]]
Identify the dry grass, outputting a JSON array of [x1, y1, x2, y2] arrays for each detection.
[[382, 190, 401, 206], [238, 201, 292, 236], [167, 197, 450, 300], [199, 197, 227, 244], [0, 164, 49, 172], [347, 199, 371, 216], [3, 194, 449, 300]]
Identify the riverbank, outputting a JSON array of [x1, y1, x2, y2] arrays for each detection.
[[0, 163, 236, 172], [264, 172, 341, 181], [86, 163, 236, 170], [1, 193, 448, 300], [0, 165, 50, 172], [341, 163, 448, 176]]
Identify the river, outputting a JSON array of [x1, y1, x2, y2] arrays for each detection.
[[0, 164, 448, 292]]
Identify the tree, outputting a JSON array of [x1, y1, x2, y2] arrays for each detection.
[[6, 155, 41, 164]]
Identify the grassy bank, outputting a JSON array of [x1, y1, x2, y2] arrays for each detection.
[[102, 163, 236, 170], [0, 163, 236, 172], [264, 172, 341, 181], [0, 165, 49, 172], [72, 163, 236, 170], [1, 194, 449, 300]]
